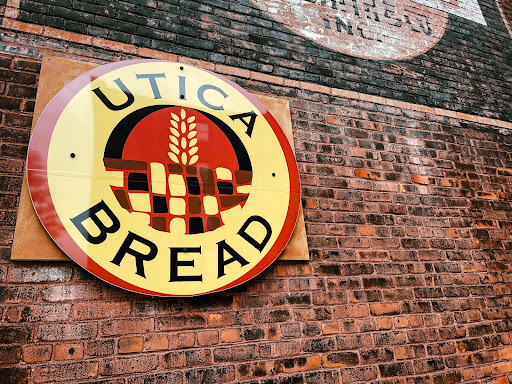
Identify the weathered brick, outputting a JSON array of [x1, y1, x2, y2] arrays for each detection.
[[85, 339, 114, 357], [197, 330, 218, 346], [0, 368, 30, 384], [102, 318, 153, 336], [7, 84, 37, 98], [100, 355, 159, 376], [144, 333, 168, 351], [126, 372, 184, 384], [7, 266, 73, 283], [33, 361, 98, 383], [73, 301, 131, 320], [162, 349, 212, 368], [0, 326, 31, 344], [40, 285, 102, 302], [341, 366, 378, 382], [118, 336, 143, 354], [13, 59, 41, 72], [157, 314, 206, 330], [169, 332, 195, 349], [22, 344, 52, 362], [185, 366, 236, 383], [220, 328, 243, 343], [213, 345, 257, 362], [379, 361, 414, 377], [370, 303, 401, 316], [37, 323, 96, 341], [0, 345, 22, 363], [53, 343, 84, 360], [322, 352, 359, 367]]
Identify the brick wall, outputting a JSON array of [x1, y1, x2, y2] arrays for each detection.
[[2, 1, 512, 383], [4, 0, 512, 121]]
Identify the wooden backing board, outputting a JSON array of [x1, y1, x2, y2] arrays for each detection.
[[11, 55, 309, 261]]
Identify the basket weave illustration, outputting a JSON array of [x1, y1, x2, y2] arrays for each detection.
[[103, 107, 252, 234]]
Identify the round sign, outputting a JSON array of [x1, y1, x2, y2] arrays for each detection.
[[27, 60, 300, 297]]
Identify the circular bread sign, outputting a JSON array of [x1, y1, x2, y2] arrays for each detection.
[[27, 60, 300, 297]]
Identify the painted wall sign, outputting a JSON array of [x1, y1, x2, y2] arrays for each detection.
[[26, 60, 301, 296], [251, 0, 486, 60]]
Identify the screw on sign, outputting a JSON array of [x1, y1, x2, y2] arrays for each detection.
[[27, 60, 300, 296]]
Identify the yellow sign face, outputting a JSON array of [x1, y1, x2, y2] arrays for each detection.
[[27, 60, 301, 296]]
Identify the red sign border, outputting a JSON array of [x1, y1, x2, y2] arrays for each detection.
[[26, 59, 301, 297]]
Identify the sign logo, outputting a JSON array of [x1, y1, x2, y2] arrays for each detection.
[[27, 60, 300, 296], [251, 0, 486, 60]]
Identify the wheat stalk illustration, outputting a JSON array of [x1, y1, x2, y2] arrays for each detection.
[[168, 108, 199, 165]]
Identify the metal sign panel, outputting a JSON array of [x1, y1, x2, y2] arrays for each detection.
[[27, 60, 301, 296]]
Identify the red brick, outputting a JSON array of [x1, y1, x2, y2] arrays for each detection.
[[144, 334, 168, 351], [7, 84, 37, 98], [446, 229, 459, 237], [13, 59, 40, 72], [498, 346, 512, 360], [73, 301, 131, 320], [304, 198, 319, 208], [100, 355, 159, 376], [163, 349, 212, 368], [22, 345, 52, 362], [197, 330, 218, 346], [395, 346, 417, 360], [213, 345, 257, 362], [37, 323, 96, 341], [477, 191, 498, 200], [497, 167, 512, 176], [102, 318, 153, 336], [54, 343, 83, 360], [358, 225, 376, 236], [40, 285, 102, 302], [335, 304, 369, 318], [279, 355, 322, 372], [169, 332, 195, 349], [6, 304, 71, 323], [492, 361, 512, 375], [220, 328, 242, 343], [85, 339, 114, 357], [276, 264, 312, 276], [0, 345, 22, 363], [354, 169, 385, 180], [33, 361, 98, 383], [157, 314, 205, 331], [4, 112, 32, 127], [184, 366, 235, 383], [161, 350, 186, 368], [251, 71, 283, 85], [377, 317, 393, 330], [322, 321, 340, 335], [118, 336, 143, 354], [370, 303, 401, 316], [341, 366, 378, 382], [207, 312, 252, 327], [411, 175, 430, 184], [322, 352, 359, 367], [0, 367, 30, 384], [7, 266, 72, 283], [215, 64, 250, 79], [358, 250, 389, 261]]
